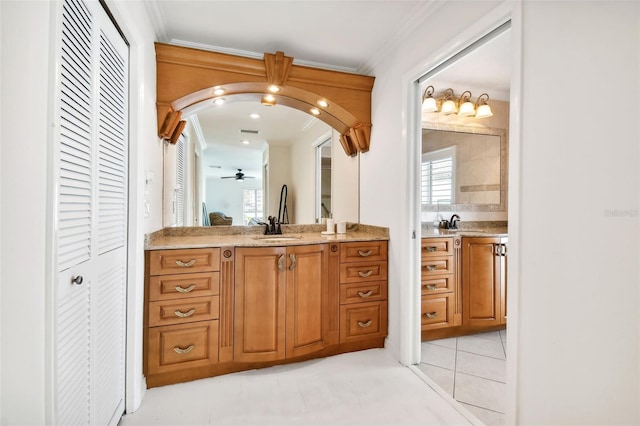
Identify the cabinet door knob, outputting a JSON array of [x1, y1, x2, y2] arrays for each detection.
[[175, 284, 196, 293], [358, 250, 372, 257], [358, 270, 373, 278], [176, 259, 196, 267], [174, 309, 195, 318], [357, 320, 372, 328], [358, 290, 373, 298], [173, 344, 195, 354], [71, 275, 84, 285], [424, 312, 438, 319]]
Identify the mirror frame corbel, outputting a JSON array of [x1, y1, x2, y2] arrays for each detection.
[[155, 43, 374, 156]]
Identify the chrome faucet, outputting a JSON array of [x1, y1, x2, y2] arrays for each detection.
[[448, 214, 461, 230]]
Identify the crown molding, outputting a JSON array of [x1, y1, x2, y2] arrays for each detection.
[[169, 39, 360, 75], [143, 0, 168, 42], [358, 1, 447, 75]]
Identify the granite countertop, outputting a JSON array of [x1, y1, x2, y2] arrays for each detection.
[[421, 221, 508, 238], [145, 223, 389, 250]]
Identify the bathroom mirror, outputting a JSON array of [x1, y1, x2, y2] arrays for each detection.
[[164, 100, 360, 226], [421, 122, 507, 212]]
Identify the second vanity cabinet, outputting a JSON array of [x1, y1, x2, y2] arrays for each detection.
[[462, 236, 507, 327], [421, 234, 507, 340]]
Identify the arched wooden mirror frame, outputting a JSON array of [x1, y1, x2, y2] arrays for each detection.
[[156, 43, 374, 156]]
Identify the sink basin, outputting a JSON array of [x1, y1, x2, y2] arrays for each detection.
[[252, 235, 302, 242]]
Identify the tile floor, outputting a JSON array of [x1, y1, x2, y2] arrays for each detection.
[[119, 348, 476, 426], [417, 329, 507, 426]]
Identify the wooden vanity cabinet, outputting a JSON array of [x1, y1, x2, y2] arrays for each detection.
[[338, 241, 388, 343], [420, 237, 457, 331], [462, 237, 507, 327], [234, 244, 336, 363], [145, 239, 388, 387], [145, 248, 221, 381]]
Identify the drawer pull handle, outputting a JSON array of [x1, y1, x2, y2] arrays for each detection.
[[358, 270, 373, 278], [425, 265, 437, 271], [358, 290, 373, 298], [357, 320, 372, 328], [175, 259, 196, 268], [424, 312, 438, 319], [425, 284, 438, 291], [174, 309, 196, 318], [358, 250, 373, 257], [173, 344, 195, 354], [425, 246, 437, 252], [175, 284, 196, 293]]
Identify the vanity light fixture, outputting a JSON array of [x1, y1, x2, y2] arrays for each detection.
[[310, 107, 321, 116], [475, 93, 493, 118], [213, 86, 225, 96], [457, 91, 475, 117], [421, 85, 438, 112], [261, 94, 276, 106], [440, 88, 457, 115], [268, 85, 281, 93], [317, 99, 329, 108]]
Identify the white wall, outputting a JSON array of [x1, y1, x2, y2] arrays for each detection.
[[365, 0, 639, 424], [266, 145, 292, 221], [331, 129, 359, 223], [0, 2, 51, 423], [290, 120, 331, 224], [516, 2, 639, 423]]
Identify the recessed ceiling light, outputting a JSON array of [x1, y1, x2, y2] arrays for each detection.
[[241, 140, 251, 145], [213, 98, 225, 105], [310, 108, 321, 116], [250, 113, 260, 119], [317, 100, 329, 108], [213, 86, 225, 96], [261, 94, 276, 106], [268, 85, 280, 93]]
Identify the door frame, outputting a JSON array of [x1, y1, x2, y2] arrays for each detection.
[[401, 2, 522, 423]]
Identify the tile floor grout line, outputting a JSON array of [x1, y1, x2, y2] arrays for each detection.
[[459, 401, 506, 415], [455, 370, 506, 384], [456, 348, 506, 361], [452, 337, 458, 399]]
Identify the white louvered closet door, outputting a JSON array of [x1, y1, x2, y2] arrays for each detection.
[[54, 0, 128, 424]]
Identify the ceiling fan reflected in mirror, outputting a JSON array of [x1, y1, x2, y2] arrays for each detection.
[[221, 169, 255, 181]]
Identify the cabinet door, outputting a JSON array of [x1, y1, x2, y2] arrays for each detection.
[[234, 247, 286, 362], [462, 237, 501, 327], [286, 244, 333, 357]]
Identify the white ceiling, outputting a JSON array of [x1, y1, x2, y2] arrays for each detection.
[[144, 1, 511, 176]]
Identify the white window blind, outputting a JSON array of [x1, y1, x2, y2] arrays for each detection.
[[421, 147, 455, 205], [175, 137, 184, 226], [243, 189, 263, 224]]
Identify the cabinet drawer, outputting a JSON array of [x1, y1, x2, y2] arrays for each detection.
[[147, 320, 219, 375], [340, 241, 388, 263], [421, 294, 454, 330], [340, 262, 388, 283], [421, 256, 453, 276], [149, 248, 220, 275], [340, 281, 387, 304], [340, 301, 388, 343], [420, 274, 454, 295], [149, 296, 220, 327], [149, 272, 220, 301], [421, 238, 453, 258]]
